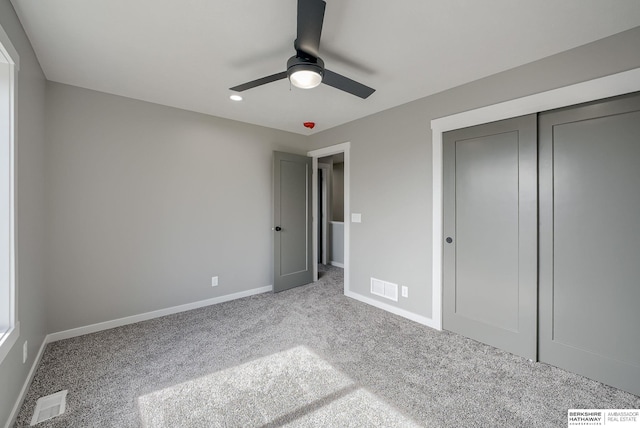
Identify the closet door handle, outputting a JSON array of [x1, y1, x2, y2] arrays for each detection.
[[446, 237, 453, 243]]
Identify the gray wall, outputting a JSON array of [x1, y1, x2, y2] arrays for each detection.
[[330, 222, 344, 265], [0, 0, 47, 423], [331, 163, 344, 222], [45, 82, 306, 333], [308, 26, 640, 319]]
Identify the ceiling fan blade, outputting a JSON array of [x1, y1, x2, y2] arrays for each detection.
[[295, 0, 326, 58], [323, 70, 375, 99], [230, 71, 287, 92]]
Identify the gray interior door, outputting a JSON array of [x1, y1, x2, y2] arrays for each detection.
[[443, 114, 537, 360], [539, 93, 640, 396], [273, 151, 313, 292]]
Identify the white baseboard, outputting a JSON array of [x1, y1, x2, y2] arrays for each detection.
[[344, 290, 441, 330], [330, 261, 345, 268], [5, 337, 48, 428], [48, 285, 273, 343]]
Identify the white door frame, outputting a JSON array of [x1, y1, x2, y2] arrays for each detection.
[[308, 142, 350, 293], [430, 68, 640, 331]]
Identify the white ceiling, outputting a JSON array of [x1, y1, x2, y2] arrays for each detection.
[[10, 0, 640, 135]]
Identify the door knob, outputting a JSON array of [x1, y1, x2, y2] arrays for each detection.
[[446, 237, 453, 243], [275, 226, 282, 231]]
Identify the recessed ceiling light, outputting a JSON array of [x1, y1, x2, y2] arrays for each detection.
[[229, 94, 243, 101]]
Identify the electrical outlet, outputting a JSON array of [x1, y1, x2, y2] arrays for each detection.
[[211, 276, 219, 287], [23, 341, 28, 364], [401, 286, 408, 298]]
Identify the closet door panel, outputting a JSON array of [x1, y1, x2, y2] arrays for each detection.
[[443, 114, 537, 360], [539, 93, 640, 396]]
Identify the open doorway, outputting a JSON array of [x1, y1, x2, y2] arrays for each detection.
[[317, 154, 344, 269], [308, 142, 350, 293]]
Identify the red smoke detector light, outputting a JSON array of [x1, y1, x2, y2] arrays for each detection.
[[303, 122, 315, 129]]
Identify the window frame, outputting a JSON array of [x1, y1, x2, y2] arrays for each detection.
[[0, 23, 19, 364]]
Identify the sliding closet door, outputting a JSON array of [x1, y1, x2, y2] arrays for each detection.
[[443, 114, 537, 360], [539, 92, 640, 396]]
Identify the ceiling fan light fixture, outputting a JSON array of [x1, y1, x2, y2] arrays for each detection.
[[287, 55, 324, 90], [290, 69, 322, 89]]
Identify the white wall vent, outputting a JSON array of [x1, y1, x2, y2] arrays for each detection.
[[30, 390, 67, 426], [370, 277, 398, 302]]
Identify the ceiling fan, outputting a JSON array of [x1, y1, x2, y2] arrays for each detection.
[[230, 0, 375, 99]]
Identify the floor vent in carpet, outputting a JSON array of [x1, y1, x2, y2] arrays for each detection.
[[30, 390, 67, 426]]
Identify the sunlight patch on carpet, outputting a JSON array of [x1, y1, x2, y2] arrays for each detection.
[[137, 346, 420, 427]]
